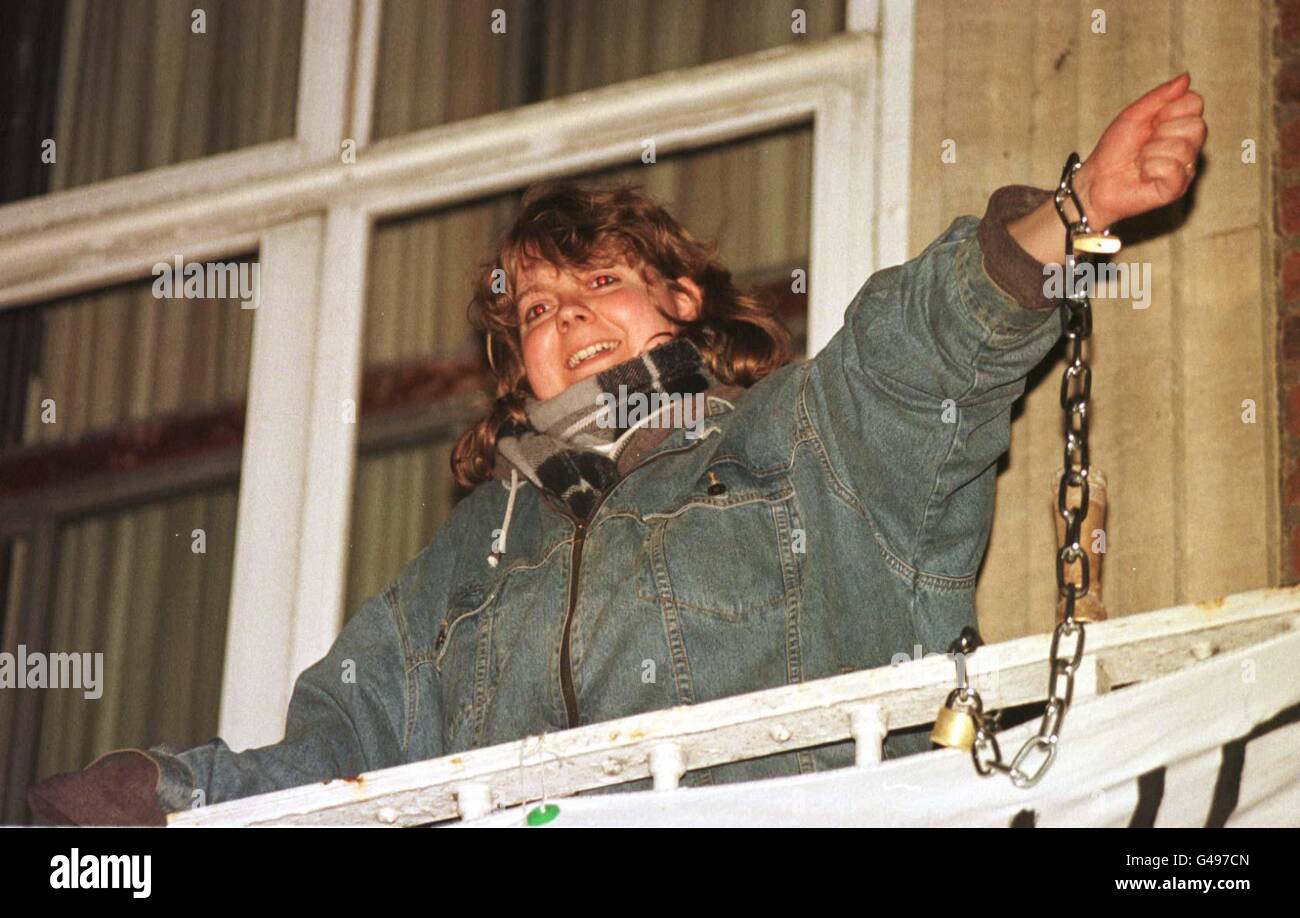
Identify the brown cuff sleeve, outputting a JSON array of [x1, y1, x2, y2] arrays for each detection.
[[975, 184, 1057, 312], [27, 749, 167, 827]]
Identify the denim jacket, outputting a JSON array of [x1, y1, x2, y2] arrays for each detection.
[[148, 186, 1064, 812]]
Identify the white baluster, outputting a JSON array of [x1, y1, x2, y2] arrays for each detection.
[[648, 743, 686, 790], [454, 782, 494, 820], [849, 703, 888, 766]]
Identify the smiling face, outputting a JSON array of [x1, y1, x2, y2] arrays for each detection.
[[513, 252, 703, 400]]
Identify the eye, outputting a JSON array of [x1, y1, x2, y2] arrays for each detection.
[[592, 274, 617, 289], [523, 301, 549, 323]]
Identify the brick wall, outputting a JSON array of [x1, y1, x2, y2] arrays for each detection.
[[1278, 0, 1300, 583]]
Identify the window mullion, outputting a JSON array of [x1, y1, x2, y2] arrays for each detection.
[[219, 217, 325, 749], [295, 0, 358, 159], [288, 207, 369, 688], [349, 0, 384, 149]]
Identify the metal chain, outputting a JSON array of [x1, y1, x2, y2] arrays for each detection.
[[951, 153, 1113, 787]]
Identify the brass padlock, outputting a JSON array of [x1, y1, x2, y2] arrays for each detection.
[[930, 689, 980, 751]]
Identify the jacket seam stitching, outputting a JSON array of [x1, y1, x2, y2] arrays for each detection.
[[908, 249, 989, 584], [639, 488, 793, 522], [434, 536, 573, 670], [471, 611, 495, 747], [797, 362, 926, 589], [796, 364, 868, 517], [649, 522, 695, 706], [797, 328, 981, 591], [633, 545, 785, 618], [384, 582, 416, 752], [958, 236, 1052, 339], [301, 681, 370, 773]]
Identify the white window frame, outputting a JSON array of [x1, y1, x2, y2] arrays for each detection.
[[0, 0, 914, 749]]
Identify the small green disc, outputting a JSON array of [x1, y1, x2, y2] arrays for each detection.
[[526, 803, 560, 826]]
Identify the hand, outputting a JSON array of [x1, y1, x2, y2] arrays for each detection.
[[27, 749, 167, 826], [1073, 73, 1207, 231]]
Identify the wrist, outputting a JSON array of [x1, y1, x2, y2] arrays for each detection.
[[1071, 163, 1110, 232]]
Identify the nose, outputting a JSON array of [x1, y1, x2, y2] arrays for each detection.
[[555, 297, 593, 332]]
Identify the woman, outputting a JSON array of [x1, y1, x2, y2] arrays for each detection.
[[28, 74, 1206, 825]]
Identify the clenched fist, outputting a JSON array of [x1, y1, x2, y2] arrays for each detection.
[[1074, 73, 1208, 231]]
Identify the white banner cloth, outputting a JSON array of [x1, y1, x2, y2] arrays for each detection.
[[466, 627, 1300, 827]]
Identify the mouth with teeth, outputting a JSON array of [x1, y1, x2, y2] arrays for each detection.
[[566, 339, 621, 371]]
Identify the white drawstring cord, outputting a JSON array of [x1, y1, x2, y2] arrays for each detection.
[[488, 468, 519, 568]]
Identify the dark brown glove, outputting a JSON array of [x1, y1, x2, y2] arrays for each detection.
[[27, 749, 167, 827]]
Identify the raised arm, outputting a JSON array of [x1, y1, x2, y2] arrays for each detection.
[[804, 72, 1205, 591], [804, 190, 1063, 589]]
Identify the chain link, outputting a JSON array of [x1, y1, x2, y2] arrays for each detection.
[[944, 152, 1114, 787]]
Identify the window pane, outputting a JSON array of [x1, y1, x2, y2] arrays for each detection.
[[33, 486, 238, 779], [346, 436, 464, 620], [16, 257, 257, 447], [0, 534, 31, 818], [1, 0, 303, 203], [373, 0, 843, 139], [0, 1, 64, 204], [0, 537, 28, 675], [0, 261, 255, 815], [346, 124, 812, 612]]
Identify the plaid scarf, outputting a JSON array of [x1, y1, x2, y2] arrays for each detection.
[[497, 337, 716, 519]]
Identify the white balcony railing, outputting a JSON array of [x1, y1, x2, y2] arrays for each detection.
[[169, 585, 1300, 827]]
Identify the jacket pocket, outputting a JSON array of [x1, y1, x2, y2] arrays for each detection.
[[637, 461, 805, 711], [638, 460, 793, 620]]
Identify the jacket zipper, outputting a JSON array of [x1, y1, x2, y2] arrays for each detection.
[[555, 435, 715, 729], [559, 515, 590, 729]]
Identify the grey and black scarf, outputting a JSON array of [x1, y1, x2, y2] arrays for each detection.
[[496, 337, 716, 519]]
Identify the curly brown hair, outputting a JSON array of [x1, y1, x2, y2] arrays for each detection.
[[451, 180, 793, 487]]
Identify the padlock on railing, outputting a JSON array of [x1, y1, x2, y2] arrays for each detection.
[[930, 688, 981, 751]]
